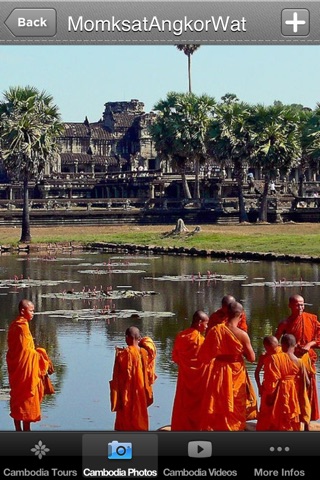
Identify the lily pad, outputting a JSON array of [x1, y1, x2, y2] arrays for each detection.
[[242, 280, 320, 287], [77, 269, 147, 275], [40, 307, 175, 321], [41, 289, 158, 300], [144, 273, 248, 282], [0, 278, 80, 289]]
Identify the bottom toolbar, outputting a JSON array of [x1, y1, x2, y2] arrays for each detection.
[[0, 431, 317, 479]]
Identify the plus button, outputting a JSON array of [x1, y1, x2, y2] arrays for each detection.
[[281, 9, 310, 36], [285, 12, 306, 33]]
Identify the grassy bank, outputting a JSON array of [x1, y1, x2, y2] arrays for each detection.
[[1, 223, 320, 257]]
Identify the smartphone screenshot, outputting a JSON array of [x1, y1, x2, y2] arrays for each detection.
[[0, 1, 319, 479]]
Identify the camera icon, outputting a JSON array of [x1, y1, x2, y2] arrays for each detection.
[[108, 441, 132, 460]]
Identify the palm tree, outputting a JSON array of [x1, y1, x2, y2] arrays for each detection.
[[149, 91, 215, 201], [176, 45, 200, 93], [250, 103, 302, 221], [0, 86, 63, 242], [209, 97, 254, 222], [299, 106, 320, 190]]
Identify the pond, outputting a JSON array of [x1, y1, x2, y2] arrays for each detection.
[[0, 250, 319, 431]]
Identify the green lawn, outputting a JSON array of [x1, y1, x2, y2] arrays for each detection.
[[2, 223, 320, 258]]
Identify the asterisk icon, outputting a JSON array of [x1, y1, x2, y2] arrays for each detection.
[[31, 440, 50, 459]]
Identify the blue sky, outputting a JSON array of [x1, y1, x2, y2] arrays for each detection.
[[0, 44, 319, 122]]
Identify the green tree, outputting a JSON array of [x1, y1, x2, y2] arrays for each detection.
[[250, 104, 302, 221], [209, 97, 254, 222], [299, 107, 320, 191], [149, 91, 215, 201], [0, 86, 63, 242], [176, 45, 200, 93]]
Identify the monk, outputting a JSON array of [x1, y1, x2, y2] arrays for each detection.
[[6, 299, 52, 431], [255, 335, 281, 430], [255, 335, 281, 397], [109, 326, 157, 431], [207, 294, 248, 333], [199, 301, 257, 431], [171, 310, 209, 430], [275, 294, 320, 421], [257, 334, 311, 431]]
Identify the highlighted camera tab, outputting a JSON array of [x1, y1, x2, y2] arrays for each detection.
[[83, 434, 158, 478], [5, 9, 57, 37], [108, 441, 133, 460]]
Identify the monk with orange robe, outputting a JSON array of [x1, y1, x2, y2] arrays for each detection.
[[171, 310, 209, 430], [257, 333, 311, 431], [199, 301, 256, 431], [255, 335, 282, 430], [207, 294, 248, 333], [255, 335, 281, 397], [109, 326, 157, 431], [275, 294, 320, 422], [6, 299, 52, 431]]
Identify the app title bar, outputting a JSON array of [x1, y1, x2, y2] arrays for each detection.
[[0, 2, 319, 44]]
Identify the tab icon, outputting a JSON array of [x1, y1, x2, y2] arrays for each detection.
[[5, 9, 57, 37]]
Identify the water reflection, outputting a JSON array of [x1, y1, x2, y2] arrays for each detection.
[[0, 251, 319, 431]]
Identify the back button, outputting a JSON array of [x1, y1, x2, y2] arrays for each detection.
[[5, 9, 57, 37]]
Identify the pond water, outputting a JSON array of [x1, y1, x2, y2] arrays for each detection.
[[0, 250, 319, 431]]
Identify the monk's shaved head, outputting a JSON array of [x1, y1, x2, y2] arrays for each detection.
[[19, 299, 33, 312], [192, 310, 209, 326], [263, 335, 279, 349], [281, 333, 296, 350], [228, 301, 243, 318], [222, 295, 236, 307], [125, 326, 141, 340], [289, 294, 304, 305]]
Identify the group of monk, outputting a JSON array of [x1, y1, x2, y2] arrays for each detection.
[[170, 293, 320, 431], [5, 298, 158, 432], [5, 293, 320, 432]]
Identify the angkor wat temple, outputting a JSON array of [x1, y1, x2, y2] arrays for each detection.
[[0, 99, 162, 204], [1, 99, 320, 224], [57, 99, 158, 176]]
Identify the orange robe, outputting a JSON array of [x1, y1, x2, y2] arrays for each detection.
[[257, 352, 311, 431], [255, 346, 282, 430], [208, 308, 248, 332], [171, 327, 207, 430], [110, 344, 156, 431], [139, 336, 157, 388], [199, 323, 257, 431], [6, 315, 50, 423], [275, 312, 320, 420]]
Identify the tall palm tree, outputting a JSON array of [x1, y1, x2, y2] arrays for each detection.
[[176, 45, 200, 93], [0, 85, 63, 242]]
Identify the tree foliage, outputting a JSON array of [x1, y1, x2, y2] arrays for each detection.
[[209, 96, 253, 222], [150, 91, 215, 199], [0, 85, 63, 242]]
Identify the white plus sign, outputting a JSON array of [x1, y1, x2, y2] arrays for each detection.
[[285, 12, 306, 33]]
